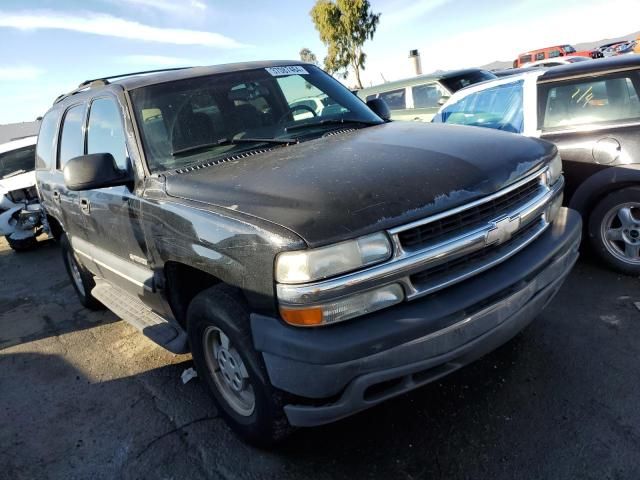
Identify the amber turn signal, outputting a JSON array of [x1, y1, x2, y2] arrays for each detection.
[[280, 307, 324, 326]]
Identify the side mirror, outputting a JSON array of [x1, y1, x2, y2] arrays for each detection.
[[64, 153, 132, 191], [366, 98, 391, 122], [437, 96, 450, 106]]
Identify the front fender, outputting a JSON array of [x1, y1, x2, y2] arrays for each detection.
[[568, 164, 640, 217]]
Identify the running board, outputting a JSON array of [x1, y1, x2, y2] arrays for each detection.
[[92, 279, 188, 354]]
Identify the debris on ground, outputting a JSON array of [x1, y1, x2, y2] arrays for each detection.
[[181, 367, 198, 384]]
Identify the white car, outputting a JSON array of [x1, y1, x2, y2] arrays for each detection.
[[523, 56, 592, 68], [0, 136, 46, 251]]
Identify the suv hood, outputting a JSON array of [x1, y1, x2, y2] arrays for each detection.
[[0, 171, 36, 197], [165, 122, 554, 247]]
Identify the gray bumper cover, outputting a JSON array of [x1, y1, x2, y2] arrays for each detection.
[[251, 208, 582, 427]]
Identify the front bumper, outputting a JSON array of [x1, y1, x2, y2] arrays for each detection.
[[251, 208, 582, 427]]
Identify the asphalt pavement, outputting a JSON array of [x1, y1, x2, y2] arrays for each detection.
[[1, 237, 639, 479]]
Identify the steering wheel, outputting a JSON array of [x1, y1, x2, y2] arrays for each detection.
[[278, 104, 317, 124]]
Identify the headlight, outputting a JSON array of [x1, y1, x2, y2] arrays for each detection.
[[275, 232, 392, 284], [546, 191, 564, 224], [280, 283, 405, 326], [18, 209, 40, 229], [547, 153, 562, 186]]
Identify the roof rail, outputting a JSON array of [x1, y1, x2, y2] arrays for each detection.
[[53, 66, 194, 105]]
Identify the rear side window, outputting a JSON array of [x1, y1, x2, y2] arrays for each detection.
[[378, 88, 406, 110], [412, 83, 447, 108], [519, 55, 532, 65], [434, 80, 525, 134], [36, 112, 59, 170], [58, 104, 85, 169], [0, 145, 36, 178], [87, 98, 128, 170], [540, 73, 640, 130]]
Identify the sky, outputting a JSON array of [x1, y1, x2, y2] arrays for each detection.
[[0, 0, 638, 124]]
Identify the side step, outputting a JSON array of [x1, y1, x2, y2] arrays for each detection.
[[92, 279, 188, 354]]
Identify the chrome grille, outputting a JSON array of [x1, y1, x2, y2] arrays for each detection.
[[276, 166, 563, 310], [399, 177, 542, 250]]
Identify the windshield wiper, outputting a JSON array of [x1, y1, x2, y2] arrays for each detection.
[[171, 137, 297, 156], [285, 118, 380, 132]]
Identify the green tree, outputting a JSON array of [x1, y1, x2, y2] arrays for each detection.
[[299, 47, 319, 65], [310, 0, 380, 89]]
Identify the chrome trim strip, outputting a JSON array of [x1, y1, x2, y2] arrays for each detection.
[[541, 120, 640, 137], [407, 218, 547, 300], [388, 166, 548, 235], [278, 178, 563, 306]]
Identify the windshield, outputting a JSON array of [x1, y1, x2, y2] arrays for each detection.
[[0, 144, 36, 178], [433, 80, 524, 134], [440, 70, 497, 93], [562, 45, 576, 54], [130, 65, 383, 172]]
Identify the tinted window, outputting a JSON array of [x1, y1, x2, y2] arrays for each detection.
[[0, 145, 36, 178], [441, 70, 497, 92], [36, 112, 59, 170], [520, 55, 532, 64], [130, 65, 381, 172], [536, 52, 546, 61], [540, 74, 640, 130], [434, 80, 524, 134], [378, 88, 406, 110], [58, 105, 85, 168], [87, 98, 128, 169], [412, 83, 447, 108]]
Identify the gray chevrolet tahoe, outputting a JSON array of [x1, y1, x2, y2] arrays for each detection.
[[35, 61, 581, 445]]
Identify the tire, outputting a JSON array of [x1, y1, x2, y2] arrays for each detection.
[[187, 284, 294, 446], [588, 187, 640, 276], [60, 234, 103, 310], [5, 235, 38, 252]]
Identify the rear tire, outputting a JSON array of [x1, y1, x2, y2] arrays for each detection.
[[187, 284, 294, 446], [588, 187, 640, 276], [60, 234, 103, 310], [5, 235, 38, 252]]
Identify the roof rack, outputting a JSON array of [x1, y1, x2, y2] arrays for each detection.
[[53, 66, 194, 105]]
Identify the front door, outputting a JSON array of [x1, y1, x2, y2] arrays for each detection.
[[78, 96, 159, 306]]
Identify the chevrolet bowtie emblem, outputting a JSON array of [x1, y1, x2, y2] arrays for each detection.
[[485, 216, 521, 246]]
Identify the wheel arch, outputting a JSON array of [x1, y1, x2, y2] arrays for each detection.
[[164, 261, 224, 328], [568, 164, 640, 220]]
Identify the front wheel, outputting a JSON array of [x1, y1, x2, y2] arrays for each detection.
[[5, 235, 38, 252], [60, 234, 103, 310], [187, 284, 293, 446], [588, 187, 640, 275]]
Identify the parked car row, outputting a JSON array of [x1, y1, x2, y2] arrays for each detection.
[[356, 68, 497, 121], [433, 55, 640, 274]]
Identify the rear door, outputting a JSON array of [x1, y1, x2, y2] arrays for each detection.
[[538, 70, 640, 202]]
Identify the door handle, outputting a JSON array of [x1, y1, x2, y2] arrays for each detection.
[[52, 191, 61, 203], [80, 198, 91, 215]]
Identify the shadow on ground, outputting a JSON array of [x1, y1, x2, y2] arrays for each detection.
[[0, 239, 118, 350]]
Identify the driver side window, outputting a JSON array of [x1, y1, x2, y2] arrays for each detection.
[[87, 98, 128, 170]]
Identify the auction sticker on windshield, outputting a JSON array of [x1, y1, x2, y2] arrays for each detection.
[[265, 66, 309, 76]]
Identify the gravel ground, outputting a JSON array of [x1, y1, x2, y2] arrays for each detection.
[[1, 237, 639, 479]]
